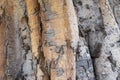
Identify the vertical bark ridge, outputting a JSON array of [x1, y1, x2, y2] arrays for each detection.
[[16, 0, 36, 79], [25, 0, 46, 80], [25, 0, 41, 59], [39, 0, 77, 80], [93, 0, 120, 80], [5, 0, 22, 79], [3, 0, 37, 79], [0, 0, 6, 79]]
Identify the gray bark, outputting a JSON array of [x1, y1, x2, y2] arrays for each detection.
[[73, 0, 120, 80], [73, 0, 104, 80], [108, 0, 120, 27]]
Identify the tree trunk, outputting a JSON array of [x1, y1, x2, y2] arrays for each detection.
[[0, 0, 120, 80]]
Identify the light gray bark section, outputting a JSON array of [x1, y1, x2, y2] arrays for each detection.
[[76, 38, 95, 80], [73, 0, 99, 80], [74, 0, 120, 80], [73, 0, 105, 56], [94, 0, 120, 80], [108, 0, 120, 27]]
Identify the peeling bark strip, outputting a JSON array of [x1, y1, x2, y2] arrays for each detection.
[[39, 0, 76, 80], [93, 0, 120, 80], [0, 1, 6, 79]]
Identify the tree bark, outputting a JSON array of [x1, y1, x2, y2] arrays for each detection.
[[0, 0, 120, 80], [94, 0, 120, 80], [39, 0, 77, 80], [0, 0, 6, 79], [73, 0, 120, 80]]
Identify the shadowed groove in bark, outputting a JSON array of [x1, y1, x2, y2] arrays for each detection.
[[1, 0, 37, 79], [18, 0, 37, 79], [25, 0, 50, 80]]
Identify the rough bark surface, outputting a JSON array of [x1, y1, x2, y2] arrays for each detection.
[[95, 0, 120, 80], [108, 0, 120, 27], [0, 0, 6, 79], [73, 0, 120, 80], [0, 0, 120, 80], [73, 0, 104, 80], [1, 0, 36, 80], [39, 0, 77, 80]]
